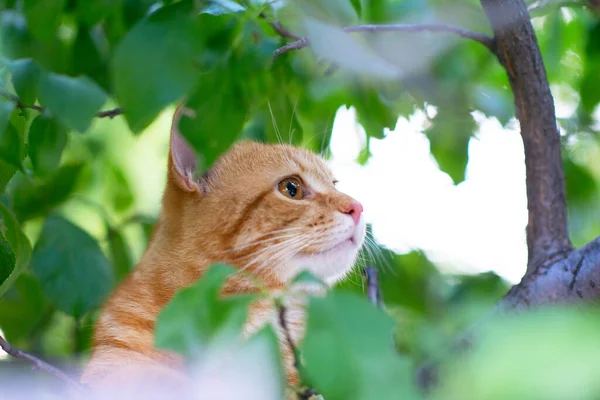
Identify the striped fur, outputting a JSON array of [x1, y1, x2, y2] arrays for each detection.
[[81, 108, 366, 394]]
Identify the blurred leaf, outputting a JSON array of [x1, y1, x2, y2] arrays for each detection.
[[178, 68, 248, 170], [563, 156, 597, 204], [0, 274, 50, 341], [0, 231, 15, 286], [28, 114, 68, 177], [0, 203, 32, 299], [107, 227, 133, 283], [302, 291, 419, 400], [473, 85, 513, 126], [202, 0, 246, 15], [295, 0, 359, 26], [38, 73, 107, 133], [76, 0, 118, 27], [113, 2, 204, 133], [292, 270, 327, 287], [434, 307, 600, 400], [0, 160, 18, 194], [426, 110, 475, 184], [23, 0, 66, 43], [156, 263, 258, 356], [105, 162, 134, 212], [303, 18, 400, 80], [10, 164, 83, 221], [579, 59, 600, 114], [0, 100, 23, 169], [31, 215, 113, 318], [8, 58, 43, 105], [354, 88, 398, 139]]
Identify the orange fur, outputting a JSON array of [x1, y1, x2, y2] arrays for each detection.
[[81, 107, 366, 394]]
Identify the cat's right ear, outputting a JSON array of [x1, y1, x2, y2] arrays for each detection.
[[169, 105, 205, 193]]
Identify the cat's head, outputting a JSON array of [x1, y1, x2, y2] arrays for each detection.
[[165, 107, 365, 287]]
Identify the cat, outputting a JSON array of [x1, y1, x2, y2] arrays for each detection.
[[80, 106, 366, 397]]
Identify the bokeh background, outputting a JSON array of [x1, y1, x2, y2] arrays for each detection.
[[0, 1, 599, 397]]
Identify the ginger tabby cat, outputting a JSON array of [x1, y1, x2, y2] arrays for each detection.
[[81, 107, 366, 396]]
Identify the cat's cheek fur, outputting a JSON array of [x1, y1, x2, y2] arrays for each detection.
[[287, 215, 367, 284]]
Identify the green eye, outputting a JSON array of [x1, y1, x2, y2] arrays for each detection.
[[278, 177, 304, 199]]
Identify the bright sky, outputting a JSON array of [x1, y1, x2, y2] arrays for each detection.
[[328, 107, 529, 284]]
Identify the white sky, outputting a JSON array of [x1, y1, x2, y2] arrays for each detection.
[[328, 106, 529, 284]]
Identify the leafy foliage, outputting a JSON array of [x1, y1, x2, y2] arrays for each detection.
[[0, 0, 599, 399]]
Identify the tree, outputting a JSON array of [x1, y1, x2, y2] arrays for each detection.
[[1, 0, 600, 399]]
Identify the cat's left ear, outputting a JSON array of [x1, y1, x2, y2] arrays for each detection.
[[169, 105, 205, 193]]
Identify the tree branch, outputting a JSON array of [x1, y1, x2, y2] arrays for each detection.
[[1, 91, 123, 119], [273, 23, 495, 58], [480, 0, 572, 274], [362, 266, 383, 308], [0, 334, 84, 390]]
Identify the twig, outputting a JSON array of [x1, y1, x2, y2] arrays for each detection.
[[0, 91, 123, 119], [260, 12, 302, 40], [362, 266, 383, 308], [0, 334, 84, 390], [278, 305, 301, 371], [278, 304, 319, 400], [273, 23, 495, 58]]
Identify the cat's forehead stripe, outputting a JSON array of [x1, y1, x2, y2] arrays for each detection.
[[285, 149, 332, 192]]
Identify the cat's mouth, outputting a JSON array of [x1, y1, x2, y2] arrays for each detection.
[[310, 235, 358, 256]]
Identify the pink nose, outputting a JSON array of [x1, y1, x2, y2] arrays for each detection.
[[343, 200, 363, 225]]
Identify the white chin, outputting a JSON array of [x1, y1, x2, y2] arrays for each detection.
[[289, 218, 366, 286]]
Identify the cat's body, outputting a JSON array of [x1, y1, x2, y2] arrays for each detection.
[[81, 107, 366, 394]]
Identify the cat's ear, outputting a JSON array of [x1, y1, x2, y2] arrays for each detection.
[[169, 105, 204, 193]]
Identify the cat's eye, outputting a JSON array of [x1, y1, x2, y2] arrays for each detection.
[[278, 177, 304, 200]]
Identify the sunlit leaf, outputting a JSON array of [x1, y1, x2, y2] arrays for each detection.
[[31, 215, 113, 317]]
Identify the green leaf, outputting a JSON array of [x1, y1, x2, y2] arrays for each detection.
[[0, 160, 18, 195], [291, 271, 327, 287], [38, 73, 107, 133], [0, 100, 23, 169], [10, 164, 83, 221], [8, 58, 43, 105], [354, 88, 398, 139], [178, 68, 248, 170], [302, 292, 418, 400], [23, 0, 66, 43], [156, 263, 258, 356], [28, 115, 68, 176], [31, 215, 113, 317], [473, 85, 513, 126], [0, 203, 32, 299], [76, 0, 118, 27], [113, 2, 204, 133], [580, 59, 600, 114], [104, 162, 134, 212], [107, 227, 133, 284], [0, 231, 15, 286], [425, 110, 475, 184], [0, 274, 50, 341], [434, 307, 600, 400]]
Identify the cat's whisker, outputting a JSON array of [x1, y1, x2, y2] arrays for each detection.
[[267, 100, 283, 145], [289, 97, 299, 145]]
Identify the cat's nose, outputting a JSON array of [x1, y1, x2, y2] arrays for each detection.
[[342, 200, 363, 225]]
